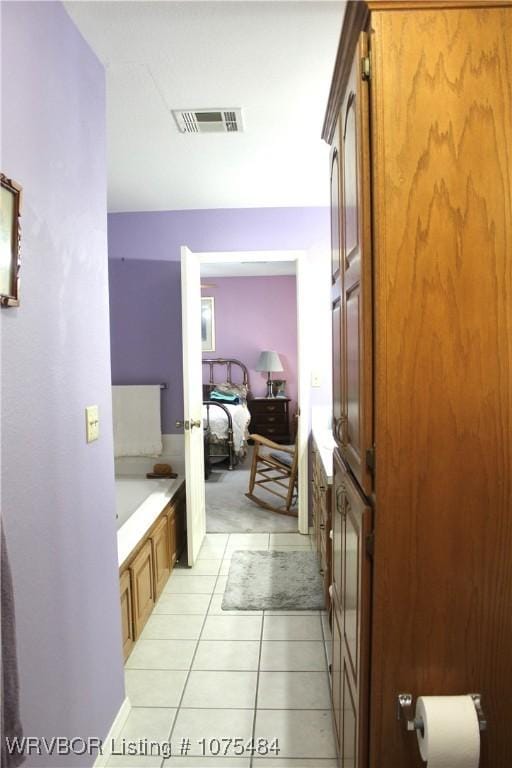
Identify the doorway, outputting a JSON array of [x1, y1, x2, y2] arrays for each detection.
[[181, 248, 311, 565]]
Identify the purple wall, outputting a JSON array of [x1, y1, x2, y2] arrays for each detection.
[[108, 207, 329, 432], [109, 258, 184, 432], [1, 3, 124, 765], [108, 207, 330, 263], [202, 277, 298, 402]]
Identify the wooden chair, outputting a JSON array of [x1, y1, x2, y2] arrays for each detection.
[[245, 434, 298, 516]]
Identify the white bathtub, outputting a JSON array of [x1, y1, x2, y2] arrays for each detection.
[[116, 474, 184, 567]]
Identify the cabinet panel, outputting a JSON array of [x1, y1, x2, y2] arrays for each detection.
[[340, 34, 373, 496], [369, 8, 512, 766], [332, 607, 343, 754], [152, 514, 171, 600], [332, 299, 344, 448], [120, 569, 135, 661], [342, 662, 357, 768], [130, 539, 155, 638], [336, 454, 372, 768], [167, 506, 177, 568], [330, 131, 342, 286], [332, 451, 345, 612]]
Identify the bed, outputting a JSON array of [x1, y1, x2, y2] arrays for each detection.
[[202, 358, 252, 471]]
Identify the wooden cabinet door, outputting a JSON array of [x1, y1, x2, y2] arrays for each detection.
[[340, 33, 373, 496], [151, 514, 171, 600], [119, 569, 135, 661], [335, 453, 372, 768], [331, 118, 345, 450], [332, 450, 345, 613], [332, 606, 343, 756], [167, 506, 177, 568], [129, 539, 155, 638]]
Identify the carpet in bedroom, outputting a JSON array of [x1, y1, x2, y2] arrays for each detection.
[[205, 455, 297, 533]]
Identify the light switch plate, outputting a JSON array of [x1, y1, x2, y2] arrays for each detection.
[[85, 405, 99, 443], [311, 371, 322, 387]]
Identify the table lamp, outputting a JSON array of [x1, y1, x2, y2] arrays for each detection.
[[256, 350, 284, 398]]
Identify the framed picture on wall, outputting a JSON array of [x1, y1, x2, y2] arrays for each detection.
[[201, 296, 215, 352], [0, 173, 22, 308]]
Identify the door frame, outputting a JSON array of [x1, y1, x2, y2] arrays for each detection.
[[181, 247, 310, 536]]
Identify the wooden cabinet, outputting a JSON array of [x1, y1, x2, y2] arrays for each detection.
[[119, 480, 187, 659], [119, 570, 135, 661], [331, 451, 372, 768], [312, 439, 332, 610], [151, 514, 171, 600], [325, 2, 512, 766], [248, 397, 291, 444], [129, 539, 155, 638], [167, 505, 177, 568]]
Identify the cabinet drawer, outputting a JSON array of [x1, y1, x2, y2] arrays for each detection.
[[253, 413, 287, 426], [249, 401, 285, 415]]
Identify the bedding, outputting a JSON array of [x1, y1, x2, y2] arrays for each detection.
[[203, 402, 251, 453]]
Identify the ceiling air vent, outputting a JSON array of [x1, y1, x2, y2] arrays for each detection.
[[172, 108, 243, 134]]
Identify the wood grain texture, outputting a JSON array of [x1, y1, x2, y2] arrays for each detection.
[[322, 2, 369, 143], [340, 33, 374, 498], [370, 6, 512, 767]]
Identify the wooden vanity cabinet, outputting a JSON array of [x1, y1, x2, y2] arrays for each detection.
[[119, 570, 135, 661], [119, 480, 187, 660], [167, 505, 177, 568], [129, 539, 155, 638], [151, 514, 171, 600]]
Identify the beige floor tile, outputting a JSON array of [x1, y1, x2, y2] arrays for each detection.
[[262, 615, 323, 641], [170, 708, 254, 757], [153, 593, 211, 615], [107, 707, 176, 767], [181, 670, 257, 709], [201, 615, 262, 641], [254, 710, 336, 759], [125, 639, 197, 670], [125, 670, 187, 708], [260, 641, 327, 671], [192, 640, 260, 671], [140, 614, 204, 640], [257, 671, 331, 709], [165, 574, 218, 594]]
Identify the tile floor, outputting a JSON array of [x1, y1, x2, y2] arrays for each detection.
[[109, 533, 336, 768]]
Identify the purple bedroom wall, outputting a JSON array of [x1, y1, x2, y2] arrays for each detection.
[[108, 207, 329, 432], [1, 3, 124, 766], [202, 276, 298, 403]]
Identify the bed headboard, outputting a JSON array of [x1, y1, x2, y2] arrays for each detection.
[[202, 358, 250, 398]]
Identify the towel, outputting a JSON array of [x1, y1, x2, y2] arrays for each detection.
[[112, 385, 163, 458], [210, 390, 240, 404], [1, 525, 25, 766]]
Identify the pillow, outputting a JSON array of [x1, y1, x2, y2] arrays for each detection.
[[215, 382, 249, 403]]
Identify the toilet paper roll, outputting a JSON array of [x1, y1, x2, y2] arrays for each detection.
[[415, 696, 480, 768]]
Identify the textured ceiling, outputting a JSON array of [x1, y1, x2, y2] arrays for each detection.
[[64, 1, 345, 211]]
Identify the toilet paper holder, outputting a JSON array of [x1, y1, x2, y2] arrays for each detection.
[[397, 693, 487, 736]]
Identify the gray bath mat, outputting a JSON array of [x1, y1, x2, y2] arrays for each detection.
[[222, 550, 325, 611]]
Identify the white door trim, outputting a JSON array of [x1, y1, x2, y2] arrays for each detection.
[[181, 247, 310, 536]]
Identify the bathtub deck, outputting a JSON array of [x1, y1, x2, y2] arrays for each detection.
[[116, 475, 184, 568]]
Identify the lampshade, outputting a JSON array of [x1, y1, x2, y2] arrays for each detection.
[[255, 350, 283, 373]]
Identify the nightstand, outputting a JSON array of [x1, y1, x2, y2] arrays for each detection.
[[248, 397, 291, 444]]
